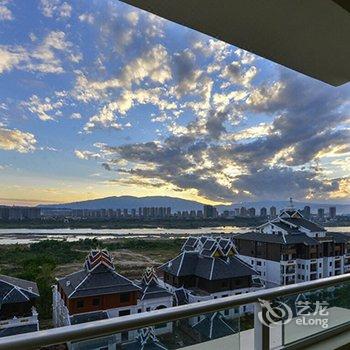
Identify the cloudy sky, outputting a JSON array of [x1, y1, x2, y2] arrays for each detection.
[[0, 0, 349, 206]]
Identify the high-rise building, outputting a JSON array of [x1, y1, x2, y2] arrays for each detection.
[[0, 206, 41, 220], [329, 206, 336, 219], [248, 207, 256, 217], [203, 205, 217, 219], [260, 207, 267, 217], [240, 207, 247, 217], [303, 206, 311, 219], [318, 208, 325, 220], [270, 206, 277, 218]]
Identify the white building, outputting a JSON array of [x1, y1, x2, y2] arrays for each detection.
[[235, 207, 350, 287]]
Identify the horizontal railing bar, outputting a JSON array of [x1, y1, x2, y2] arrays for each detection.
[[1, 273, 350, 350]]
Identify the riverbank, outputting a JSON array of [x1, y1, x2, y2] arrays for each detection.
[[0, 217, 265, 229], [0, 217, 349, 229]]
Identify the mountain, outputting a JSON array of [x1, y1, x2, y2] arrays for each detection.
[[39, 196, 350, 214], [39, 196, 206, 212]]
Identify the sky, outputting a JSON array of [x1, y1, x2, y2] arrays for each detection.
[[0, 0, 349, 206]]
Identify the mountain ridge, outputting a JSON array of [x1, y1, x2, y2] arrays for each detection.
[[39, 196, 350, 214]]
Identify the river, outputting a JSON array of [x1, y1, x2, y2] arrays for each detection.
[[0, 226, 349, 245]]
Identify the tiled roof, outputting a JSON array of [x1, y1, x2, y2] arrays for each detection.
[[193, 312, 236, 340], [138, 268, 172, 301], [0, 324, 38, 338], [234, 231, 320, 245], [326, 232, 350, 243], [58, 250, 141, 299], [174, 288, 188, 306], [282, 217, 326, 232], [123, 327, 167, 350], [159, 251, 256, 280], [70, 310, 109, 325], [0, 275, 39, 305]]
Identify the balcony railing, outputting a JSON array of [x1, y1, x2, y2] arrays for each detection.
[[1, 274, 350, 350]]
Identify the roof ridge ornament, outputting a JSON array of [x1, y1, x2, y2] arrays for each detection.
[[141, 267, 158, 286], [84, 249, 115, 272]]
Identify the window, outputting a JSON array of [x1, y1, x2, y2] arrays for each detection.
[[77, 300, 84, 308], [146, 307, 151, 311], [120, 293, 130, 303], [121, 332, 129, 342], [224, 309, 229, 316], [137, 308, 142, 313], [119, 309, 130, 317], [256, 261, 262, 266], [92, 297, 100, 306]]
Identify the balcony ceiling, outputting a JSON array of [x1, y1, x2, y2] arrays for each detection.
[[120, 0, 350, 86]]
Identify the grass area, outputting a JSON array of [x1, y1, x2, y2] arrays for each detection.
[[0, 238, 184, 324], [0, 217, 266, 229]]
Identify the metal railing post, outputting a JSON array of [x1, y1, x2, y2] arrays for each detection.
[[254, 302, 270, 350]]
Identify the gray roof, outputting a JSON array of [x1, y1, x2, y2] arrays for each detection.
[[272, 221, 300, 234], [123, 328, 167, 350], [235, 232, 320, 246], [160, 251, 256, 280], [193, 312, 236, 340], [174, 289, 188, 306], [139, 282, 173, 301], [0, 324, 38, 338], [326, 232, 350, 243], [70, 311, 109, 325], [58, 264, 141, 299], [282, 217, 326, 232], [0, 275, 39, 305]]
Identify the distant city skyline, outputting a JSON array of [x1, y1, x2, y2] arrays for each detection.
[[0, 1, 349, 206]]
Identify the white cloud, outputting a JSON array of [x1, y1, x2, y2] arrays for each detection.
[[220, 61, 257, 87], [78, 13, 94, 24], [0, 127, 37, 153], [83, 104, 124, 133], [232, 123, 272, 141], [24, 95, 63, 121], [74, 149, 101, 160], [40, 0, 72, 18], [125, 11, 139, 26], [83, 87, 177, 133], [82, 45, 172, 95], [0, 0, 13, 20], [70, 112, 82, 119], [0, 31, 77, 75], [0, 46, 27, 73]]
